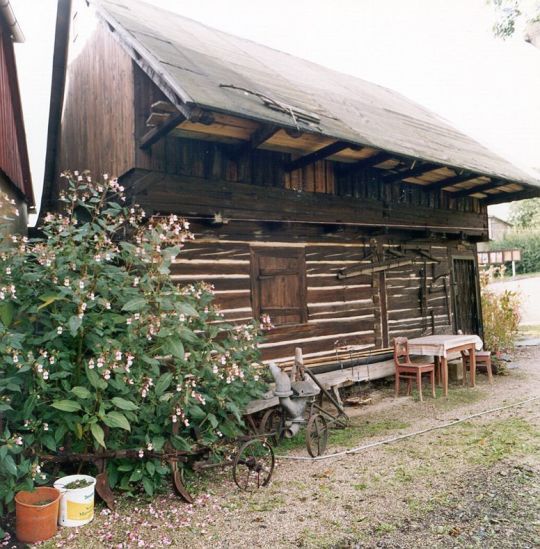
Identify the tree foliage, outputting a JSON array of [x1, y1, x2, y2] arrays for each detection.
[[0, 172, 266, 513], [489, 0, 540, 38], [509, 197, 540, 229]]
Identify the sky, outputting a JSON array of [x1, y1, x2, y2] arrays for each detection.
[[10, 0, 540, 221]]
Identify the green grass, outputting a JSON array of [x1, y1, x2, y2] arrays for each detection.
[[519, 324, 540, 338], [275, 417, 411, 454]]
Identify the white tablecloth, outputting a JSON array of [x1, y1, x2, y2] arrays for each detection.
[[407, 334, 483, 357]]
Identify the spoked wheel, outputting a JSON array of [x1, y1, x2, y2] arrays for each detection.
[[259, 407, 284, 446], [306, 413, 328, 457], [232, 439, 275, 491]]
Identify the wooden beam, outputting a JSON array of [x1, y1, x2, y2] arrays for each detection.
[[423, 173, 479, 191], [124, 169, 488, 236], [450, 180, 509, 199], [231, 124, 279, 158], [284, 141, 352, 172], [382, 162, 441, 184], [481, 188, 540, 205], [138, 112, 185, 150], [338, 151, 397, 175]]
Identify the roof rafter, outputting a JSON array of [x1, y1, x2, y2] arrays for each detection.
[[230, 124, 279, 158], [284, 141, 353, 172], [139, 112, 185, 150], [422, 173, 480, 191], [481, 188, 540, 205], [382, 162, 441, 184], [450, 180, 510, 199]]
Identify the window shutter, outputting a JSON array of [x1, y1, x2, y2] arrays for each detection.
[[251, 247, 307, 326]]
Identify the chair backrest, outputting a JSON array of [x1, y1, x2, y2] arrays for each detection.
[[393, 337, 410, 367]]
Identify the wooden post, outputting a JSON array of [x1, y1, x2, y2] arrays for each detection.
[[294, 347, 305, 381]]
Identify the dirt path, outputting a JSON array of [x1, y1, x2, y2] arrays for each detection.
[[5, 348, 540, 549]]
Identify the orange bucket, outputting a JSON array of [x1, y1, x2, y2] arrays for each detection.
[[15, 486, 61, 543]]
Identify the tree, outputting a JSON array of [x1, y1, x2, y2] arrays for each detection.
[[489, 0, 540, 38], [508, 197, 540, 228]]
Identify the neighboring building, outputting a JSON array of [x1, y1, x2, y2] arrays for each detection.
[[488, 216, 513, 242], [0, 0, 34, 232], [41, 0, 540, 370]]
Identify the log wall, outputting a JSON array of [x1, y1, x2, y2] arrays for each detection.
[[171, 220, 476, 365]]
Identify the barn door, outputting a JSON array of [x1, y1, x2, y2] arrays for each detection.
[[452, 257, 481, 335], [250, 247, 307, 326]]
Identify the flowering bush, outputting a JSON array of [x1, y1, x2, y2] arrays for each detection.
[[0, 172, 265, 513], [480, 267, 521, 356]]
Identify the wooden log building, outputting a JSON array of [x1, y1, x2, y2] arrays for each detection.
[[0, 1, 34, 232], [41, 0, 540, 371]]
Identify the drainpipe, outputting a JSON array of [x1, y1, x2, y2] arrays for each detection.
[[0, 0, 25, 43]]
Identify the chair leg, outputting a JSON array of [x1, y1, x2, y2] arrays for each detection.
[[462, 356, 467, 386], [417, 371, 423, 402], [431, 369, 436, 398], [395, 374, 400, 397], [486, 358, 494, 385]]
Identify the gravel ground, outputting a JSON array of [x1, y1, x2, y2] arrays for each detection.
[[2, 347, 539, 549]]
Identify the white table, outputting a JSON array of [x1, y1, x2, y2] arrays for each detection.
[[407, 334, 483, 397]]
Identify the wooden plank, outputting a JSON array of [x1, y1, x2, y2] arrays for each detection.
[[480, 188, 539, 205], [423, 173, 480, 191], [382, 162, 441, 184], [128, 170, 488, 235], [284, 141, 352, 172], [139, 112, 185, 149]]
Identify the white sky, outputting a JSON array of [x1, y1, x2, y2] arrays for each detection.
[[10, 0, 540, 220]]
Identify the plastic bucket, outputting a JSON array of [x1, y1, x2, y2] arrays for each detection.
[[15, 486, 61, 543], [54, 474, 96, 527]]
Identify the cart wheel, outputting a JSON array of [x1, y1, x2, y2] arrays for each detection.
[[172, 463, 195, 504], [232, 439, 275, 491], [259, 407, 284, 446], [306, 413, 328, 457]]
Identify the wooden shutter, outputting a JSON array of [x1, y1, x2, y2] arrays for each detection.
[[251, 247, 307, 326]]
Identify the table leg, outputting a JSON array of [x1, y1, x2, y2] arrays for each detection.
[[470, 344, 476, 387], [434, 356, 441, 386], [441, 356, 448, 397]]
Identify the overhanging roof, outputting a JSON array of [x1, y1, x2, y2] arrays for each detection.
[[93, 0, 540, 191]]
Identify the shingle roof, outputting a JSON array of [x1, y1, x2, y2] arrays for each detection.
[[94, 0, 539, 189]]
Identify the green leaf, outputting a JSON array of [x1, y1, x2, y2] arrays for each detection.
[[37, 293, 64, 310], [71, 386, 92, 399], [103, 411, 130, 431], [206, 413, 219, 429], [145, 461, 155, 476], [176, 302, 199, 317], [121, 298, 147, 312], [188, 405, 206, 421], [3, 455, 17, 477], [142, 477, 154, 496], [68, 315, 82, 336], [164, 338, 184, 359], [154, 372, 173, 397], [111, 397, 138, 411], [0, 302, 14, 327], [90, 423, 106, 448], [51, 400, 81, 413], [129, 469, 143, 482], [86, 368, 107, 390]]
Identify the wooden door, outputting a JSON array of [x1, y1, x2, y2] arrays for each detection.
[[452, 257, 481, 335], [251, 247, 307, 326]]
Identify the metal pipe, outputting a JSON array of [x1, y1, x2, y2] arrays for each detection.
[[0, 0, 25, 43]]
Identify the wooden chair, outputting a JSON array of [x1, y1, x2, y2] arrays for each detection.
[[393, 337, 436, 401], [461, 350, 493, 385], [456, 330, 493, 386]]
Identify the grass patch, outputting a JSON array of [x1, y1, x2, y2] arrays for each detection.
[[519, 324, 540, 338], [431, 385, 485, 410], [275, 418, 410, 454]]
